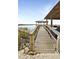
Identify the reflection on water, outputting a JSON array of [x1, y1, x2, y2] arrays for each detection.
[[18, 24, 36, 33]]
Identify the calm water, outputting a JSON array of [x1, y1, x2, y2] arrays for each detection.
[[18, 24, 36, 32]]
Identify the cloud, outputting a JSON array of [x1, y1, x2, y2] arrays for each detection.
[[18, 18, 36, 24], [18, 18, 27, 24]]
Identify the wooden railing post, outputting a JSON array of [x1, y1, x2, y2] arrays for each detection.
[[36, 22, 37, 26], [27, 25, 40, 55], [56, 35, 60, 53], [27, 33, 35, 55], [29, 33, 34, 51]]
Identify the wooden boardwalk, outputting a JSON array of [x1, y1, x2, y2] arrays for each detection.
[[35, 26, 55, 53], [18, 26, 59, 59]]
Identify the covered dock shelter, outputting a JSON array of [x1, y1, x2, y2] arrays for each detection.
[[44, 1, 60, 27], [35, 20, 48, 26]]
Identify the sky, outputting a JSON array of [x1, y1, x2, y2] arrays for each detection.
[[18, 0, 59, 24]]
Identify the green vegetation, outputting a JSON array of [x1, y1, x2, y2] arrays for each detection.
[[18, 27, 29, 51]]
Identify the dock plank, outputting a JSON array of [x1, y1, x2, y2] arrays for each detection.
[[35, 26, 55, 53]]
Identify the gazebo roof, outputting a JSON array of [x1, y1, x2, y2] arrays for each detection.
[[44, 1, 60, 19]]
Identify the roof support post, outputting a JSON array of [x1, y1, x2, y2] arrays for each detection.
[[46, 19, 48, 25], [36, 22, 37, 26], [51, 19, 53, 27]]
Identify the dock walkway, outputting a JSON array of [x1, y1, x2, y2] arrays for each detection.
[[35, 26, 55, 53], [18, 26, 59, 59]]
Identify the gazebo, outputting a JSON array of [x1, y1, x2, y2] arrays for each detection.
[[35, 21, 48, 26], [44, 1, 60, 27]]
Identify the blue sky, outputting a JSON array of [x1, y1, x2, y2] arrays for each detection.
[[18, 0, 59, 24]]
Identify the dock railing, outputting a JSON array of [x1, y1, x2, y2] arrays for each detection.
[[43, 25, 60, 53], [28, 25, 40, 55]]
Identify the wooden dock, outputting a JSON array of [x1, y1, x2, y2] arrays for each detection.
[[35, 26, 56, 53], [18, 26, 59, 59]]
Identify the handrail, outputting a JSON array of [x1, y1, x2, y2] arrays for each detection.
[[28, 25, 40, 55], [43, 25, 57, 40], [30, 25, 40, 40], [43, 25, 60, 53], [44, 25, 60, 39]]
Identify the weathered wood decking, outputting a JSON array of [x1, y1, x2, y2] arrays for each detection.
[[35, 26, 55, 53], [18, 26, 59, 59]]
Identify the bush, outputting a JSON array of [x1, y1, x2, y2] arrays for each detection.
[[18, 28, 29, 51]]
